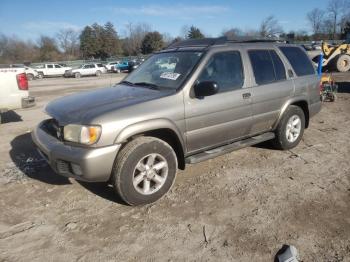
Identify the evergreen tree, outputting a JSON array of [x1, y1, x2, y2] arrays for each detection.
[[80, 26, 97, 58], [187, 26, 204, 39], [141, 31, 164, 54], [103, 22, 122, 57]]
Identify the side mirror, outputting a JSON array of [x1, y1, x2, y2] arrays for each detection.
[[194, 81, 219, 97]]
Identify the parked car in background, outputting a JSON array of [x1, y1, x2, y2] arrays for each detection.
[[105, 61, 120, 72], [32, 38, 321, 206], [10, 64, 39, 80], [115, 61, 129, 72], [64, 63, 107, 78], [127, 60, 141, 72], [35, 64, 72, 78], [0, 68, 35, 123]]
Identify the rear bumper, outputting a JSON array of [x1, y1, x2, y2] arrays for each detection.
[[309, 101, 322, 118], [31, 121, 121, 182], [22, 96, 35, 108]]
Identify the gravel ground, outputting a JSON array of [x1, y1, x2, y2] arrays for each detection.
[[0, 73, 349, 262]]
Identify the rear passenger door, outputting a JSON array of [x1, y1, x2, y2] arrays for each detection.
[[246, 48, 294, 134], [278, 46, 318, 105]]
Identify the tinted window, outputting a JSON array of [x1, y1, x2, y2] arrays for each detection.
[[54, 64, 61, 68], [47, 65, 53, 68], [279, 46, 315, 76], [270, 50, 286, 81], [198, 51, 244, 92], [97, 63, 104, 67], [248, 50, 275, 85]]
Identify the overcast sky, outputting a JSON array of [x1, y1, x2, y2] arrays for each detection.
[[0, 0, 329, 40]]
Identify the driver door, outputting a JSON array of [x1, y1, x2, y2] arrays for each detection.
[[184, 49, 253, 154]]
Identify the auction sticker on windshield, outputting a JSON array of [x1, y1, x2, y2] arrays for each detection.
[[160, 72, 181, 80]]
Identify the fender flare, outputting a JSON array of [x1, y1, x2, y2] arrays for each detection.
[[273, 97, 309, 130], [114, 118, 186, 151]]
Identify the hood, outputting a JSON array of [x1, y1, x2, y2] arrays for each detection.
[[46, 84, 175, 125]]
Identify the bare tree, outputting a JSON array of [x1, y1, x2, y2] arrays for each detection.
[[122, 22, 151, 55], [307, 8, 325, 36], [56, 29, 80, 59], [259, 15, 284, 37], [180, 25, 190, 39], [222, 28, 243, 39], [328, 0, 347, 39]]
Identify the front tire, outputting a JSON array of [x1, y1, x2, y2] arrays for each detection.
[[335, 54, 350, 72], [272, 105, 305, 150], [96, 70, 101, 77], [74, 72, 81, 78], [112, 137, 178, 206]]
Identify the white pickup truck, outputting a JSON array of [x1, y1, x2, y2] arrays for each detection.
[[35, 63, 72, 78], [0, 68, 35, 123]]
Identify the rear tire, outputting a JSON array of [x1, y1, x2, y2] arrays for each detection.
[[74, 72, 81, 78], [272, 105, 305, 150], [37, 72, 44, 79], [335, 54, 350, 72], [112, 136, 178, 206]]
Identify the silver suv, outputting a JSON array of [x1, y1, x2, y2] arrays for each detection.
[[32, 38, 321, 205]]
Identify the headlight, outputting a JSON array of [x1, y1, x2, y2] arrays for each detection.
[[63, 124, 102, 145]]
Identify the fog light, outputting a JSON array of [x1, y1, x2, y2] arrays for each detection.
[[71, 163, 83, 176]]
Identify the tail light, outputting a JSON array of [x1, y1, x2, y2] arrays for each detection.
[[17, 73, 28, 90]]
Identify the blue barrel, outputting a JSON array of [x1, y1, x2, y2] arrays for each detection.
[[317, 53, 324, 77]]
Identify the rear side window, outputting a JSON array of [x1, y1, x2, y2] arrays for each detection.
[[97, 63, 104, 67], [198, 51, 244, 93], [249, 50, 286, 85], [47, 65, 53, 68], [279, 46, 315, 76], [270, 51, 286, 81]]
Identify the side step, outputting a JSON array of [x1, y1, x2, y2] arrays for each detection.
[[185, 132, 275, 164]]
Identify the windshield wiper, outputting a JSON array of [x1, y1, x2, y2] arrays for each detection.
[[133, 82, 160, 90], [119, 80, 135, 86]]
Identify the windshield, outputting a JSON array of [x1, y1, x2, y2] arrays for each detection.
[[123, 51, 203, 90]]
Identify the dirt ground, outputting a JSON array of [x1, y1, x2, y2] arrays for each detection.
[[0, 73, 349, 262]]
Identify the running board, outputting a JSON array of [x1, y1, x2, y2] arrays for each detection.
[[185, 132, 275, 164]]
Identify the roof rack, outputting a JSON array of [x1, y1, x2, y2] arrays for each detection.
[[165, 36, 285, 50]]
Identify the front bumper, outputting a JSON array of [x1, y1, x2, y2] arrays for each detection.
[[31, 121, 121, 182]]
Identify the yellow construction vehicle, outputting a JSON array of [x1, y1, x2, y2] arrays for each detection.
[[320, 42, 350, 72]]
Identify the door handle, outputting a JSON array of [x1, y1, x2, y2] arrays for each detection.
[[242, 93, 251, 99]]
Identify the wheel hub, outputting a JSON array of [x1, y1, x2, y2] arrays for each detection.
[[285, 115, 301, 143], [133, 153, 169, 195]]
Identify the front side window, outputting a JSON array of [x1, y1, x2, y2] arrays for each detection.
[[125, 51, 203, 90], [54, 64, 61, 68], [197, 51, 244, 93], [248, 50, 286, 85], [279, 46, 315, 76]]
